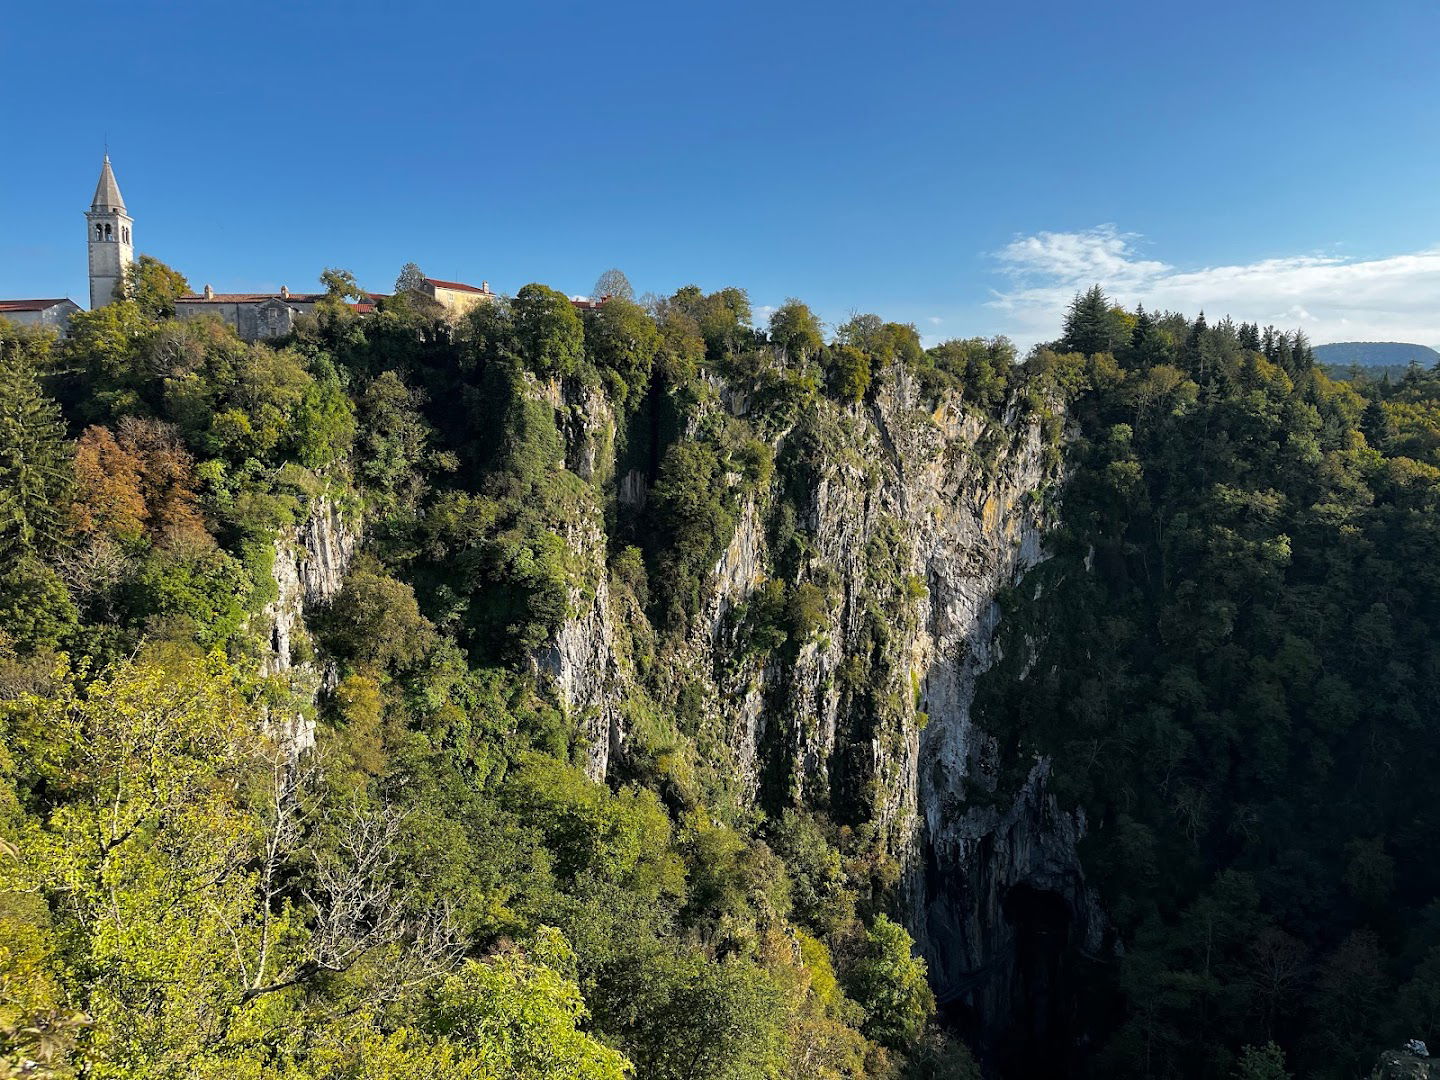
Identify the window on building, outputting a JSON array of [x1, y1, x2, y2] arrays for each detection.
[[95, 224, 103, 239]]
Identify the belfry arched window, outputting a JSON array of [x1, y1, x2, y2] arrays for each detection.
[[95, 224, 103, 239]]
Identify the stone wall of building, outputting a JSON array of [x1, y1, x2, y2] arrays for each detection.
[[0, 300, 81, 332], [174, 292, 322, 341]]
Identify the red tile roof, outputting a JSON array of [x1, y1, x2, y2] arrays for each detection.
[[425, 277, 489, 294], [0, 298, 74, 312], [178, 292, 326, 304]]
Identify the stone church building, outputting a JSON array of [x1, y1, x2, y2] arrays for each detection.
[[173, 286, 336, 341], [0, 156, 129, 332], [86, 155, 134, 310]]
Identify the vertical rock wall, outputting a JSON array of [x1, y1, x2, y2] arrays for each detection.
[[532, 509, 626, 780], [262, 496, 358, 752], [529, 366, 1105, 1050]]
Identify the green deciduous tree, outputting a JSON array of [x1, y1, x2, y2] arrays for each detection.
[[837, 315, 923, 368], [513, 284, 584, 378], [585, 296, 660, 410], [920, 337, 1016, 406], [431, 929, 633, 1080], [1, 653, 280, 1077], [827, 345, 871, 403], [1234, 1042, 1291, 1080], [648, 440, 736, 625], [63, 299, 148, 386], [846, 915, 935, 1050], [355, 370, 445, 517], [769, 299, 824, 362], [321, 560, 438, 673], [0, 557, 78, 651], [670, 285, 753, 360], [118, 254, 189, 319], [292, 354, 357, 469], [604, 947, 787, 1080], [321, 267, 368, 302]]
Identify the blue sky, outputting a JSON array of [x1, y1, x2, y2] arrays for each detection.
[[5, 0, 1440, 347]]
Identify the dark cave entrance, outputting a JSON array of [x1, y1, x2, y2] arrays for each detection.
[[997, 883, 1075, 1079]]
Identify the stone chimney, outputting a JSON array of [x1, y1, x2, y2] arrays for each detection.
[[280, 285, 289, 299], [482, 281, 489, 293], [203, 284, 214, 299]]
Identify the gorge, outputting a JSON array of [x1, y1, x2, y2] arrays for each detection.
[[4, 279, 1439, 1080]]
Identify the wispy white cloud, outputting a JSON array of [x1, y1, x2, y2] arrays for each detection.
[[987, 224, 1440, 351], [927, 316, 944, 325]]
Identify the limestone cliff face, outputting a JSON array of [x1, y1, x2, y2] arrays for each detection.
[[530, 366, 1103, 1042], [530, 377, 626, 780], [262, 496, 358, 751], [532, 507, 625, 780]]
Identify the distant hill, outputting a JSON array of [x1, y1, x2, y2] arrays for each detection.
[[1312, 341, 1439, 368]]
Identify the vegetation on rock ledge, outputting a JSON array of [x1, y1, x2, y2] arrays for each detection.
[[0, 271, 1014, 1080]]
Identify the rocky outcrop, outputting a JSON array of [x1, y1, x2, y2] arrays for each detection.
[[773, 373, 1104, 1049], [708, 499, 767, 636], [533, 377, 627, 778], [1374, 1050, 1440, 1079], [526, 363, 1102, 1051], [533, 510, 625, 780], [262, 496, 358, 752], [919, 759, 1104, 1062]]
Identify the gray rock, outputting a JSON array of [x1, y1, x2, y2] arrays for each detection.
[[523, 362, 1102, 1040], [260, 496, 358, 754]]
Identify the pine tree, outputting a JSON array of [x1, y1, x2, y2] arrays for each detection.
[[1183, 311, 1210, 380], [1062, 285, 1119, 355], [1288, 330, 1313, 374], [1262, 327, 1287, 366], [1128, 304, 1153, 347], [1124, 304, 1174, 369], [0, 347, 72, 558]]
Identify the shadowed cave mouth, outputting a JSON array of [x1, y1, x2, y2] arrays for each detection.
[[1002, 881, 1071, 950], [937, 883, 1078, 1079], [999, 883, 1074, 1078]]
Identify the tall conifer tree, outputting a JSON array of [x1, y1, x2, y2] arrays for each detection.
[[0, 346, 72, 557]]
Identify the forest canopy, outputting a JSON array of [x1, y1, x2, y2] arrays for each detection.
[[3, 269, 1439, 1080]]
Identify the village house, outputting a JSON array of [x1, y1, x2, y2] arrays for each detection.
[[420, 277, 496, 315], [0, 298, 82, 332]]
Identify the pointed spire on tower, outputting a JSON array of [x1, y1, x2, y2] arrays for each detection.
[[92, 154, 126, 212]]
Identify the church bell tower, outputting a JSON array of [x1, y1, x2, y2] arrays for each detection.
[[86, 154, 134, 310]]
